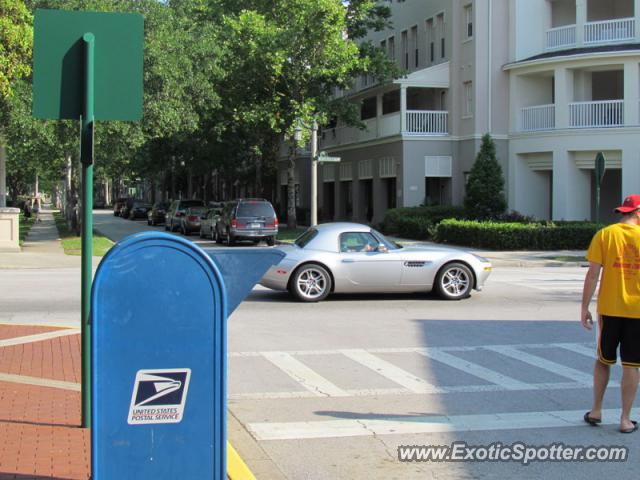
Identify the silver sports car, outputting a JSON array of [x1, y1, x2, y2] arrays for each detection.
[[260, 222, 492, 302]]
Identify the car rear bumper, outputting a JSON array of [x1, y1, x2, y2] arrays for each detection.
[[231, 228, 277, 239]]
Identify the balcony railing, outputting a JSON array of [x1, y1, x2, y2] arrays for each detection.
[[569, 100, 624, 128], [320, 110, 448, 148], [546, 25, 576, 50], [405, 110, 448, 135], [521, 104, 555, 131], [584, 17, 635, 44]]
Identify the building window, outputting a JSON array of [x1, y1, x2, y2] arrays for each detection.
[[401, 30, 408, 69], [380, 39, 386, 53], [426, 18, 434, 63], [437, 13, 445, 59], [361, 96, 377, 120], [382, 90, 400, 114], [464, 4, 473, 39], [411, 25, 418, 68], [388, 36, 395, 61], [463, 81, 473, 117]]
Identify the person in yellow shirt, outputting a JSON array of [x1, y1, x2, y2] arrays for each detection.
[[582, 194, 640, 433]]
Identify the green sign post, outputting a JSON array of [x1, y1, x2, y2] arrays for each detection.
[[595, 152, 606, 225], [32, 9, 143, 428]]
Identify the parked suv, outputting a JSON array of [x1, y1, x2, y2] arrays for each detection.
[[216, 199, 278, 246], [165, 199, 205, 232]]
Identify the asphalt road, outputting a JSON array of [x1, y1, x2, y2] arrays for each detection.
[[2, 210, 638, 479]]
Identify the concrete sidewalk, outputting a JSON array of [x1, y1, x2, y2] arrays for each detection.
[[0, 209, 100, 270]]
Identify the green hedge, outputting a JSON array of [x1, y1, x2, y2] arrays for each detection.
[[382, 206, 466, 240], [436, 219, 599, 250]]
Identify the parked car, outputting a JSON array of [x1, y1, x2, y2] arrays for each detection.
[[128, 200, 152, 219], [180, 206, 208, 235], [165, 199, 205, 232], [113, 198, 129, 216], [216, 198, 278, 246], [147, 201, 169, 226], [259, 223, 492, 302], [200, 205, 224, 240]]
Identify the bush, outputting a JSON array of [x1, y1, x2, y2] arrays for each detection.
[[382, 205, 466, 238], [436, 219, 599, 250]]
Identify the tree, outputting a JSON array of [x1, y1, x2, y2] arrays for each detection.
[[219, 0, 397, 227], [0, 0, 32, 98], [0, 0, 33, 206], [464, 134, 507, 220]]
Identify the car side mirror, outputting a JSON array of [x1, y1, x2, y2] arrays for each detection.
[[377, 244, 388, 253]]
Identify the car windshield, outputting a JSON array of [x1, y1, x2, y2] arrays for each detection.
[[371, 229, 402, 250], [188, 207, 207, 215], [295, 228, 318, 248], [237, 202, 274, 218]]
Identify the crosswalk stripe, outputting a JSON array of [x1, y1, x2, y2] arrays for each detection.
[[261, 352, 349, 398], [556, 343, 596, 358], [415, 348, 531, 390], [228, 382, 594, 400], [340, 349, 442, 394], [247, 408, 639, 441], [484, 345, 593, 384]]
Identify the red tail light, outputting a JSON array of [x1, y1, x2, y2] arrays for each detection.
[[175, 212, 184, 217], [275, 217, 279, 227], [231, 219, 237, 228], [188, 215, 199, 221]]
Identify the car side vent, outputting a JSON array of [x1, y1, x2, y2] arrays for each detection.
[[404, 261, 426, 268]]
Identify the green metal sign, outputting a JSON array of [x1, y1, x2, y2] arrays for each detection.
[[32, 8, 144, 430], [33, 9, 143, 121]]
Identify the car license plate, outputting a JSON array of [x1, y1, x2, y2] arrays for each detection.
[[250, 223, 260, 228]]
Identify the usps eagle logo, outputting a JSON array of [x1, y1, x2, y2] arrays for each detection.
[[128, 369, 191, 425]]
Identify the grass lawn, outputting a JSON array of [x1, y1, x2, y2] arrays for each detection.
[[277, 227, 307, 243], [19, 213, 35, 245], [53, 211, 114, 256]]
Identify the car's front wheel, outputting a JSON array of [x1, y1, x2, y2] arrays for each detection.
[[435, 262, 473, 300], [290, 264, 332, 302]]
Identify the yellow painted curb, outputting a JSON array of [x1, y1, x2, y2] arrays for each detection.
[[227, 441, 256, 480]]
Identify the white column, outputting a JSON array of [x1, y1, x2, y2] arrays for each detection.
[[576, 0, 587, 46], [554, 67, 573, 129], [636, 0, 640, 42], [553, 150, 591, 220], [400, 86, 407, 133], [622, 148, 640, 199], [624, 61, 639, 126]]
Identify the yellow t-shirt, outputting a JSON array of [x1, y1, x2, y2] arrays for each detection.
[[587, 223, 640, 318]]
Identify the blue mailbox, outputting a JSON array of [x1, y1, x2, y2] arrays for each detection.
[[91, 231, 284, 479]]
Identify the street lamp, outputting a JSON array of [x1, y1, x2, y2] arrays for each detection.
[[294, 119, 319, 226]]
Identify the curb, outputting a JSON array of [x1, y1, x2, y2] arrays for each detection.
[[227, 441, 257, 480]]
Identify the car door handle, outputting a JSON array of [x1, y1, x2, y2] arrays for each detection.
[[341, 259, 355, 263]]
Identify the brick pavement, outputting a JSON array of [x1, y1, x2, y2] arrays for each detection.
[[0, 324, 89, 480]]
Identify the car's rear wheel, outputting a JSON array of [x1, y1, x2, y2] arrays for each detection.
[[290, 264, 332, 302], [435, 262, 473, 300], [266, 236, 276, 246], [215, 227, 223, 244], [211, 227, 217, 241]]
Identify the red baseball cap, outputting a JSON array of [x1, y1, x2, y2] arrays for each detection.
[[615, 194, 640, 213]]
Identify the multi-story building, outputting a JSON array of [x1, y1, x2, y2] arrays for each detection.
[[278, 0, 640, 225]]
